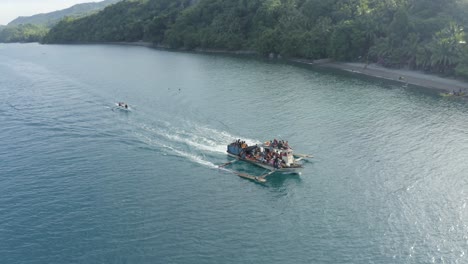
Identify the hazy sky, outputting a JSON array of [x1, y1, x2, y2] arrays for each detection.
[[0, 0, 104, 25]]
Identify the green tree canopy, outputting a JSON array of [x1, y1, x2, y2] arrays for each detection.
[[41, 0, 468, 77]]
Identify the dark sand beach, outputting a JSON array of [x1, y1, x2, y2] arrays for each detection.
[[315, 61, 468, 94], [70, 42, 468, 95]]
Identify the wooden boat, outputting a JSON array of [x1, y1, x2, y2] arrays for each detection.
[[226, 140, 305, 174], [440, 92, 466, 97]]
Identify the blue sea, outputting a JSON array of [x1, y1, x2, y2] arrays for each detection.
[[0, 43, 467, 263]]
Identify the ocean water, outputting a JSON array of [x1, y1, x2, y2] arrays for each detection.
[[0, 43, 467, 264]]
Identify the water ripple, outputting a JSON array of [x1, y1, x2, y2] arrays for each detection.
[[1, 43, 467, 264]]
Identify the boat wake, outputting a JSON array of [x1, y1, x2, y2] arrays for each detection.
[[137, 132, 220, 169], [131, 120, 259, 170]]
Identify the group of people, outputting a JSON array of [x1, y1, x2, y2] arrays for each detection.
[[264, 139, 290, 150], [230, 139, 291, 169], [118, 102, 128, 109], [231, 139, 248, 149], [249, 147, 288, 169], [450, 88, 465, 96]]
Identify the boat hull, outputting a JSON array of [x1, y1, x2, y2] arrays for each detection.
[[440, 92, 466, 97], [227, 153, 303, 174]]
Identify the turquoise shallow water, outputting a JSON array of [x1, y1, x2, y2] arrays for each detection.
[[0, 43, 467, 264]]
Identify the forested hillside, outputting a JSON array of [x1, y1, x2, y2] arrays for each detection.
[[0, 0, 121, 43], [43, 0, 468, 77], [0, 24, 48, 43], [44, 0, 190, 43], [8, 0, 121, 27]]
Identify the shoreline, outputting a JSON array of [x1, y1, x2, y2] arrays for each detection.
[[38, 41, 468, 95], [162, 44, 468, 94], [310, 61, 468, 94]]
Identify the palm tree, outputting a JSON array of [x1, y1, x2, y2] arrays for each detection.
[[427, 23, 465, 73], [402, 33, 421, 69], [415, 45, 431, 71], [369, 37, 393, 65]]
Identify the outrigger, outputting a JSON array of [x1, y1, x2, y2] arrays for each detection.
[[220, 139, 311, 182]]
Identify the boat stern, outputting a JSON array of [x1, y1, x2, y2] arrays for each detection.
[[227, 144, 242, 156]]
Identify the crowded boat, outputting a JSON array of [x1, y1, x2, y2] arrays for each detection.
[[226, 139, 304, 173]]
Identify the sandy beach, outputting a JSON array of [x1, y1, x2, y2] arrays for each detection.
[[67, 41, 468, 95], [311, 61, 468, 94]]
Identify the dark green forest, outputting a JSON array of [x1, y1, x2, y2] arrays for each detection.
[[0, 0, 120, 43], [0, 24, 48, 43], [35, 0, 468, 77]]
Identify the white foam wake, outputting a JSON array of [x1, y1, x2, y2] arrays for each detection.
[[135, 132, 220, 169], [132, 119, 262, 170]]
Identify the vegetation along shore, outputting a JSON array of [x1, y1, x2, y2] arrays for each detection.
[[2, 0, 468, 94], [103, 41, 468, 94]]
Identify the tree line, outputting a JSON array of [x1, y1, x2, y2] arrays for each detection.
[[0, 0, 120, 43], [0, 24, 48, 43], [29, 0, 468, 78]]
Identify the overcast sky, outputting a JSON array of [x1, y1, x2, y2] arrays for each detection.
[[0, 0, 104, 25]]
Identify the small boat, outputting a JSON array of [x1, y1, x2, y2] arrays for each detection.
[[115, 102, 131, 111], [226, 139, 304, 174], [440, 91, 466, 97]]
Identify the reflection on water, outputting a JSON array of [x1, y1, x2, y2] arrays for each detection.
[[0, 43, 467, 264]]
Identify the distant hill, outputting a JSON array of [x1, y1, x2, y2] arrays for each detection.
[[8, 0, 121, 27]]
